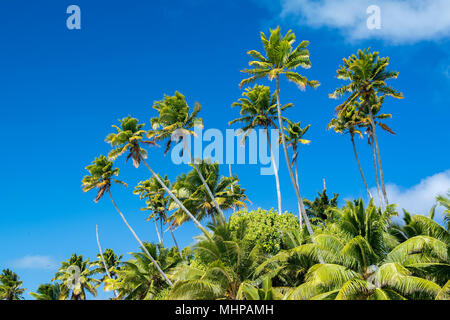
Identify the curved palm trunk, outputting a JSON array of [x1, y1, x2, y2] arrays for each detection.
[[95, 225, 118, 298], [182, 139, 226, 222], [275, 75, 315, 237], [153, 218, 163, 246], [350, 134, 373, 199], [160, 218, 164, 246], [294, 154, 303, 229], [368, 107, 388, 206], [266, 128, 282, 215], [107, 190, 173, 286], [140, 157, 211, 238], [169, 226, 182, 258], [370, 136, 383, 208]]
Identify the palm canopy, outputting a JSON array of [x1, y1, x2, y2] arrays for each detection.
[[106, 116, 157, 168], [436, 192, 450, 231], [240, 26, 319, 89], [169, 160, 249, 225], [30, 283, 62, 300], [92, 248, 123, 281], [81, 155, 127, 202], [150, 91, 203, 154], [53, 254, 100, 300], [0, 269, 25, 300], [283, 120, 311, 162], [230, 85, 292, 136], [330, 48, 403, 115], [134, 174, 171, 221]]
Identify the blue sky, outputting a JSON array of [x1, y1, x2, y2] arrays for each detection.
[[0, 0, 449, 299]]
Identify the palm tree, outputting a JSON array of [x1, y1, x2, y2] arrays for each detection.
[[134, 175, 181, 253], [105, 243, 182, 300], [330, 49, 403, 206], [436, 192, 450, 231], [230, 85, 293, 215], [30, 283, 62, 300], [284, 120, 312, 225], [105, 116, 209, 237], [303, 187, 339, 225], [150, 92, 226, 222], [170, 160, 249, 226], [52, 254, 99, 300], [169, 221, 267, 300], [327, 104, 373, 199], [280, 200, 448, 300], [240, 26, 320, 237], [82, 155, 172, 286], [0, 269, 25, 300]]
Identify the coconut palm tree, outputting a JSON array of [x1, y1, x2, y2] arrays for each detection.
[[52, 254, 99, 300], [92, 247, 123, 281], [284, 120, 312, 225], [240, 26, 320, 237], [436, 192, 450, 231], [30, 283, 62, 300], [169, 221, 267, 300], [230, 85, 293, 215], [105, 116, 209, 237], [150, 92, 226, 222], [104, 243, 182, 300], [330, 49, 403, 206], [82, 155, 172, 286], [170, 160, 249, 226], [134, 175, 181, 253], [327, 104, 373, 199], [0, 269, 25, 300]]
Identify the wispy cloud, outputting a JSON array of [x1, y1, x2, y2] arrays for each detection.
[[275, 0, 450, 44], [11, 255, 58, 270], [371, 170, 450, 222]]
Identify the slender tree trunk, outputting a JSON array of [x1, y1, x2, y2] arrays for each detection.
[[266, 128, 282, 215], [370, 136, 383, 208], [107, 190, 173, 286], [183, 138, 226, 222], [229, 164, 236, 213], [368, 107, 388, 206], [169, 226, 182, 258], [293, 153, 303, 229], [160, 218, 164, 246], [350, 134, 373, 199], [95, 225, 118, 298], [140, 157, 211, 238], [275, 75, 315, 237], [153, 218, 162, 246]]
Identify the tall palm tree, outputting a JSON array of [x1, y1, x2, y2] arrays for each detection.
[[105, 116, 209, 237], [30, 283, 62, 300], [0, 269, 25, 300], [52, 254, 99, 300], [134, 175, 181, 253], [82, 155, 173, 286], [230, 85, 293, 215], [105, 243, 182, 300], [327, 104, 373, 199], [240, 26, 320, 237], [284, 120, 312, 225], [170, 160, 249, 226], [330, 49, 403, 206], [95, 225, 119, 298], [150, 92, 226, 222]]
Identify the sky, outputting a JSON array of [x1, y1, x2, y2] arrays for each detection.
[[0, 0, 449, 299]]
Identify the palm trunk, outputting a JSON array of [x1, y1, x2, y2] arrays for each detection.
[[140, 157, 211, 238], [153, 218, 162, 246], [169, 226, 182, 258], [350, 133, 373, 199], [293, 152, 303, 229], [275, 75, 315, 237], [95, 225, 118, 298], [229, 164, 236, 213], [160, 218, 164, 246], [266, 128, 282, 215], [370, 136, 383, 208], [182, 139, 226, 222], [107, 190, 173, 286], [368, 107, 388, 206]]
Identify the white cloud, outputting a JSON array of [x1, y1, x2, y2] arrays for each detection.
[[371, 170, 450, 222], [11, 255, 58, 270], [278, 0, 450, 44]]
